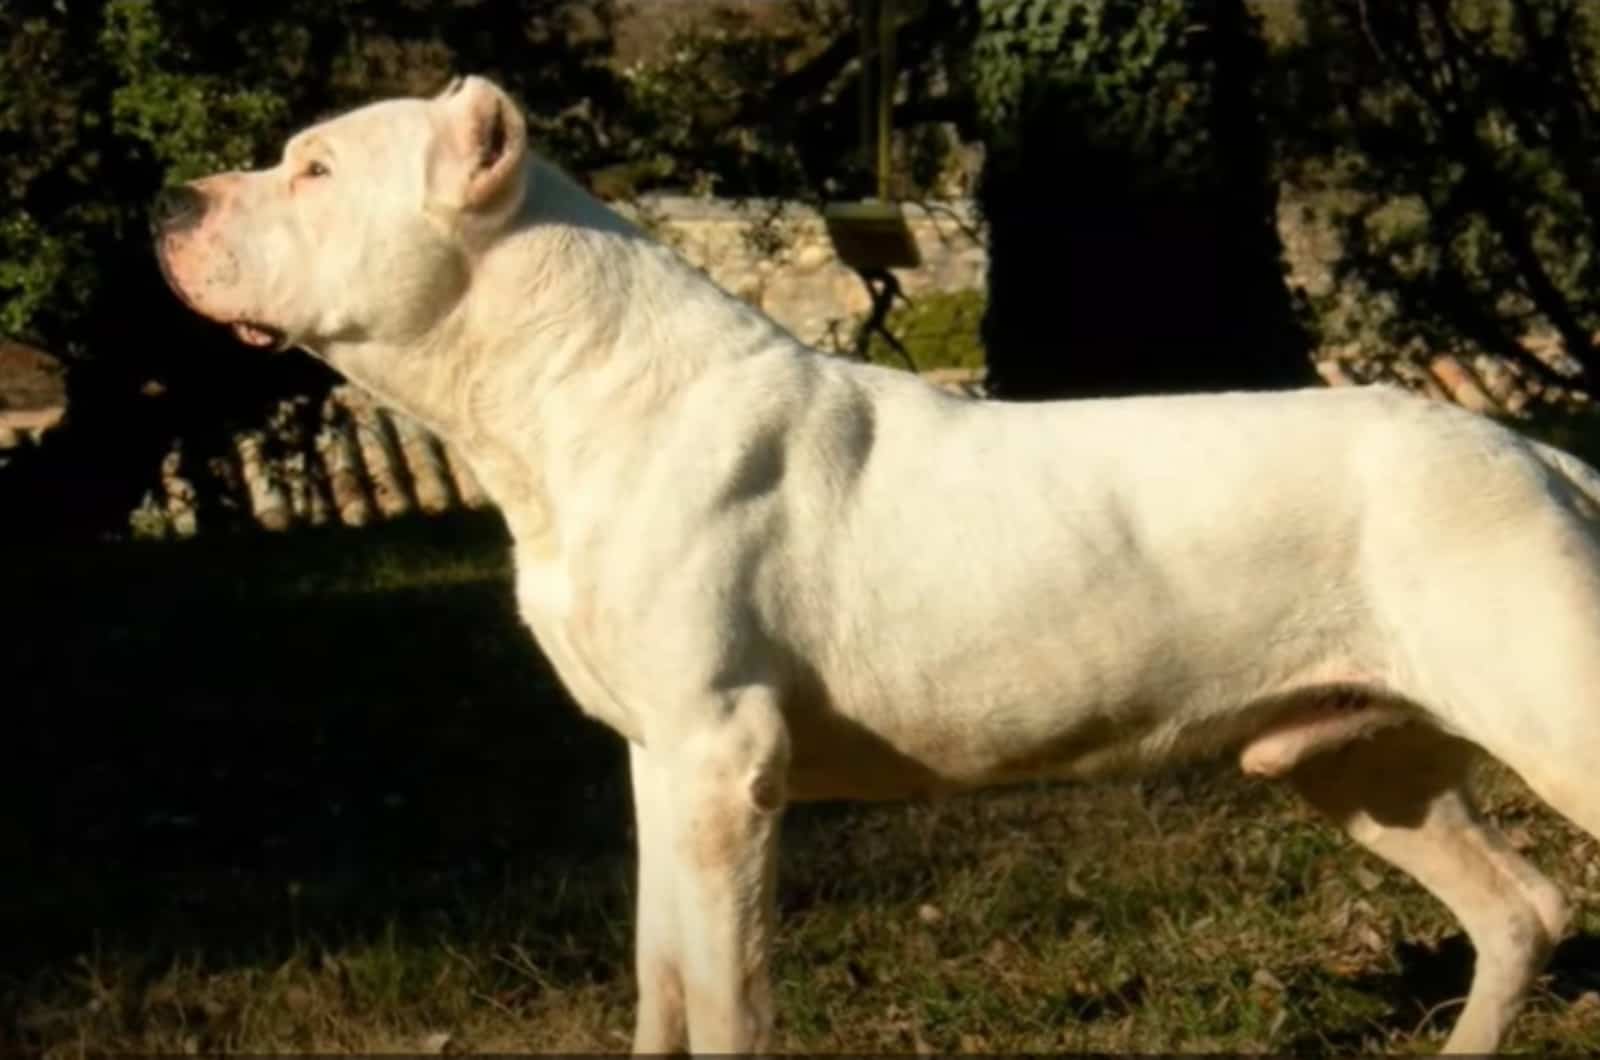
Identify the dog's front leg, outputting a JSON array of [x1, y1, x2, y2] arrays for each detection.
[[629, 741, 689, 1053], [644, 686, 790, 1055]]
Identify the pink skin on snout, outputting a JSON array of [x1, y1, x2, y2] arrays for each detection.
[[155, 174, 284, 349]]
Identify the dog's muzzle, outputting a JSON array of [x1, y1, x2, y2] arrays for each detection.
[[150, 185, 209, 236]]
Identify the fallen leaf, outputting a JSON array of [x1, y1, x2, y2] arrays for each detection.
[[1252, 968, 1286, 993]]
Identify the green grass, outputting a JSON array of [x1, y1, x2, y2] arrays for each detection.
[[866, 289, 986, 373], [7, 511, 1600, 1055]]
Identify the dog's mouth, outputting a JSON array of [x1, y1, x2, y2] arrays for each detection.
[[232, 321, 288, 350], [155, 245, 289, 351]]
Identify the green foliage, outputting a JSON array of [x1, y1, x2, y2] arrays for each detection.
[[612, 11, 826, 198], [0, 213, 76, 340], [101, 0, 289, 181], [971, 0, 1206, 184], [0, 9, 124, 341], [1271, 0, 1600, 391], [606, 0, 973, 201]]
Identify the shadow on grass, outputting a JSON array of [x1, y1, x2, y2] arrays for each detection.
[[2, 512, 636, 982], [1282, 929, 1600, 1053]]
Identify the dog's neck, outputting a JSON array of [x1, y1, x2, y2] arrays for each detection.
[[316, 159, 809, 553]]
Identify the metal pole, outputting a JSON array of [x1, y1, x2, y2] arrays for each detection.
[[859, 0, 877, 194], [877, 0, 894, 201]]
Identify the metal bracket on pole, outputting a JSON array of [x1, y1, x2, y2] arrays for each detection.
[[825, 0, 921, 272]]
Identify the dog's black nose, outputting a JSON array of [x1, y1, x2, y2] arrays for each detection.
[[150, 185, 208, 235]]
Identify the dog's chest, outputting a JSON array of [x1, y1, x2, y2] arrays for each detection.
[[513, 559, 644, 742]]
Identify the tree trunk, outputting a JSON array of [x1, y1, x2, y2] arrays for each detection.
[[980, 0, 1311, 401]]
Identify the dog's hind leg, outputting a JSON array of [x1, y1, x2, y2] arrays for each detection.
[[1288, 723, 1568, 1054]]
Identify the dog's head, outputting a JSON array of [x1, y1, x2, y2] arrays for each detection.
[[152, 76, 528, 352]]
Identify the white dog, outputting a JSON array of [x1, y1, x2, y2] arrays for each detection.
[[155, 76, 1600, 1054]]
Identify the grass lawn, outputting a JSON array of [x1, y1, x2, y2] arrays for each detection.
[[6, 510, 1600, 1055]]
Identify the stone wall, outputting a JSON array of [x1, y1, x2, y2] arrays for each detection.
[[621, 196, 988, 350]]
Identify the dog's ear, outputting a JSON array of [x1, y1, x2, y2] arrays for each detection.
[[428, 76, 529, 216]]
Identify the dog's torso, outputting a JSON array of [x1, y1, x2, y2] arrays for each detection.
[[510, 349, 1545, 801]]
